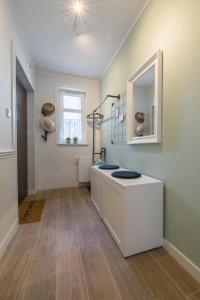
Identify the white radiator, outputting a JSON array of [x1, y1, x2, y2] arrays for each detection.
[[78, 156, 92, 183]]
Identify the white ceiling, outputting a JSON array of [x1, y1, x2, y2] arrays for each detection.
[[13, 0, 147, 79]]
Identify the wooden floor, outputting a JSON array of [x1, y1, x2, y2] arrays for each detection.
[[0, 187, 199, 300]]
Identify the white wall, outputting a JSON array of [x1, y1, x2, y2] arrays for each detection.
[[0, 0, 35, 254], [100, 0, 200, 267], [0, 0, 34, 150], [35, 71, 100, 190]]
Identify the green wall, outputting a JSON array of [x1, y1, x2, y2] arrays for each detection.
[[100, 0, 200, 267]]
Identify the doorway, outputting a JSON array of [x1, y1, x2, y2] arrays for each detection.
[[16, 77, 28, 206]]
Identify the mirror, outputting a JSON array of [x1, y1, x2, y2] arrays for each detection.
[[127, 50, 162, 144], [134, 65, 155, 137]]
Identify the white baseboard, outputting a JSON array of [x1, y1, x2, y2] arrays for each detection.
[[28, 189, 38, 196], [164, 239, 200, 283], [0, 219, 18, 259], [91, 197, 101, 215], [38, 184, 79, 191], [78, 182, 90, 186]]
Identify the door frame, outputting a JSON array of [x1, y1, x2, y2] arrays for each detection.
[[16, 77, 28, 205], [11, 42, 36, 199]]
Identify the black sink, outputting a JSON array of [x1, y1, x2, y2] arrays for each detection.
[[111, 171, 141, 179], [99, 165, 120, 170]]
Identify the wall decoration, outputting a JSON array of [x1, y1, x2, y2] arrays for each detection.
[[40, 102, 55, 141], [119, 113, 124, 123], [111, 93, 127, 144], [41, 102, 55, 116], [134, 112, 145, 136]]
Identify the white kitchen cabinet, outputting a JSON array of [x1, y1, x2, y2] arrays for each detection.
[[91, 168, 103, 218], [91, 166, 163, 257], [103, 179, 123, 248]]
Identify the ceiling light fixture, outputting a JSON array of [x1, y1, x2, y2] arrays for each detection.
[[74, 0, 82, 15], [73, 0, 83, 35]]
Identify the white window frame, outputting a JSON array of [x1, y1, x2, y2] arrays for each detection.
[[56, 88, 87, 145]]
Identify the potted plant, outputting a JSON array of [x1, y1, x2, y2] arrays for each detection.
[[66, 137, 71, 144], [73, 136, 78, 144]]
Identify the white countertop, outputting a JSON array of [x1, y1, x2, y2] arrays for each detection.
[[91, 165, 163, 188]]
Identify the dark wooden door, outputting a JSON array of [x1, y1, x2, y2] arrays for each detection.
[[16, 78, 28, 206]]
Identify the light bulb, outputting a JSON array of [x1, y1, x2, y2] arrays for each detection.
[[74, 1, 82, 15]]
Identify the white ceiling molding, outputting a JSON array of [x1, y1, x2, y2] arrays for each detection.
[[35, 68, 99, 83]]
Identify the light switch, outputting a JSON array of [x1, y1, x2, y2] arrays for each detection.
[[6, 108, 11, 119]]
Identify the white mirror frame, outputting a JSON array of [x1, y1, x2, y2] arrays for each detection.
[[127, 50, 163, 144]]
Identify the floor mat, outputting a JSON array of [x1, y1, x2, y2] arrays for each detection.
[[19, 199, 46, 224]]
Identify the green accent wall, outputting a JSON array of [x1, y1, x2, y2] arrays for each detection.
[[100, 0, 200, 267]]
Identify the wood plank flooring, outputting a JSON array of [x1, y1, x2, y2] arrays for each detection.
[[0, 187, 199, 300]]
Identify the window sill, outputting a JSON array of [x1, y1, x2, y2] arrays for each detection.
[[57, 143, 89, 147]]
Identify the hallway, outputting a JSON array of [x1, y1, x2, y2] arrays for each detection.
[[0, 187, 199, 300]]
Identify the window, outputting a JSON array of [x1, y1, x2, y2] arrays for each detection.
[[58, 89, 87, 144]]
